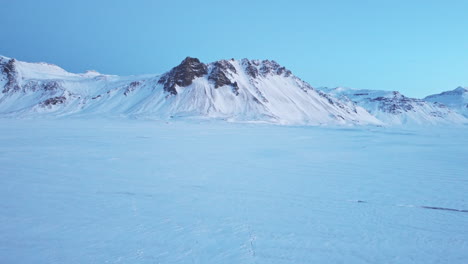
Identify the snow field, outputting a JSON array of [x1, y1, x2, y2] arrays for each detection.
[[0, 119, 467, 263]]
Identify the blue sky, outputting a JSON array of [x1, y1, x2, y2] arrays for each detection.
[[1, 0, 467, 97]]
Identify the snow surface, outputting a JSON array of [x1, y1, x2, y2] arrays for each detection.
[[0, 118, 467, 264]]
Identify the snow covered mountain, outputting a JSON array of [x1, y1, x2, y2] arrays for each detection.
[[0, 55, 380, 125], [424, 87, 468, 118], [1, 55, 466, 126], [319, 87, 467, 125]]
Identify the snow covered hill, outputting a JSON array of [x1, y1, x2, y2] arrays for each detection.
[[319, 87, 467, 125], [0, 55, 380, 125], [424, 87, 468, 118]]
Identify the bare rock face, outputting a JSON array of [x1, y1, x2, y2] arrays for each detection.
[[370, 91, 417, 114], [158, 57, 208, 95], [41, 96, 66, 106], [208, 60, 237, 89], [157, 57, 294, 97], [231, 82, 240, 96], [158, 57, 240, 96], [1, 58, 21, 93], [124, 81, 142, 96], [43, 81, 61, 91], [241, 59, 292, 79], [23, 80, 62, 92], [259, 60, 292, 77], [276, 66, 292, 77], [259, 60, 280, 76], [241, 59, 259, 78]]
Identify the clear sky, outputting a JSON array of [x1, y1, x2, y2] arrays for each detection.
[[1, 0, 467, 97]]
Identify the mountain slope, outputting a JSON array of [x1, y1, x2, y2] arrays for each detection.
[[318, 87, 467, 125], [424, 87, 468, 117], [0, 56, 381, 125]]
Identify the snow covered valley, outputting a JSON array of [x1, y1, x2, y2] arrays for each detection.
[[0, 119, 467, 263]]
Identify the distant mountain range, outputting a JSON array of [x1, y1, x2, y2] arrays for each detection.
[[0, 55, 466, 126], [318, 87, 467, 125]]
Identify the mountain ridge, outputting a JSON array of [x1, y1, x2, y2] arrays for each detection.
[[424, 87, 468, 118], [318, 87, 466, 125], [0, 55, 466, 126]]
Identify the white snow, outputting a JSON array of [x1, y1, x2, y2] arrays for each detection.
[[0, 118, 467, 263], [14, 60, 78, 80]]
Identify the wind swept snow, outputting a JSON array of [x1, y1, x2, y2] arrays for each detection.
[[0, 119, 467, 263]]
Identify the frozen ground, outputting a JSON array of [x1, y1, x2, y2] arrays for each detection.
[[0, 119, 467, 264]]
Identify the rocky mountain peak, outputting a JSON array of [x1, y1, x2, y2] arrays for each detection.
[[158, 57, 208, 95], [241, 59, 292, 79], [208, 60, 238, 91], [241, 59, 259, 78], [157, 57, 294, 96], [368, 91, 417, 114]]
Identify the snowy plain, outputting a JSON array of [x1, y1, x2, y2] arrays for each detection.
[[0, 118, 467, 264]]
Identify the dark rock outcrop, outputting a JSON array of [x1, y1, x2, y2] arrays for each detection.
[[260, 60, 291, 77], [209, 62, 233, 88], [260, 60, 280, 76], [41, 96, 66, 106], [242, 59, 259, 78], [231, 82, 240, 96], [156, 57, 294, 97], [1, 58, 20, 93], [208, 60, 239, 94], [158, 57, 208, 95], [242, 59, 292, 79], [124, 81, 141, 96], [276, 66, 292, 77], [43, 81, 61, 91], [370, 92, 417, 114], [23, 80, 62, 92]]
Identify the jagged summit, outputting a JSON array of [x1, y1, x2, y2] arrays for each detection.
[[158, 57, 208, 95], [157, 57, 294, 96]]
